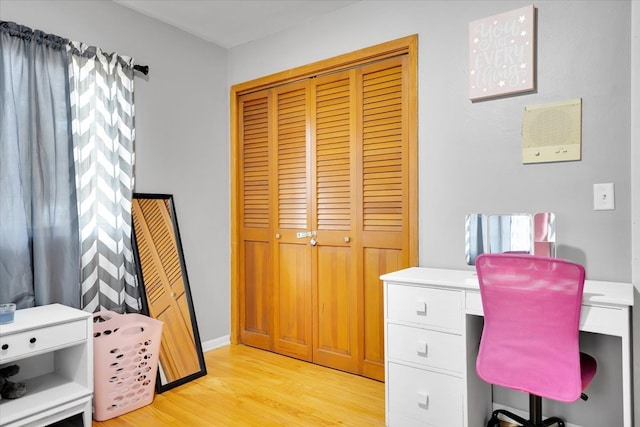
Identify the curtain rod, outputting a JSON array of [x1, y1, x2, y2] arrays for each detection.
[[1, 21, 150, 76]]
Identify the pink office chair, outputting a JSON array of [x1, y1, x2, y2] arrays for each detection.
[[475, 253, 597, 427]]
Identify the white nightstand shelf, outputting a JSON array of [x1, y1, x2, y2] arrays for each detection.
[[0, 304, 93, 427]]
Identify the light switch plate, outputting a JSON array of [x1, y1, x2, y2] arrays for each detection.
[[593, 183, 615, 210]]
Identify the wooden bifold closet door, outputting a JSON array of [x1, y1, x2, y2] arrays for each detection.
[[232, 36, 417, 381]]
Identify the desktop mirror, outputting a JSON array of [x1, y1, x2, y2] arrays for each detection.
[[465, 212, 556, 265], [131, 193, 207, 393]]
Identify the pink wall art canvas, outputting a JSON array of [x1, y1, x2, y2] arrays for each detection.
[[469, 5, 536, 101]]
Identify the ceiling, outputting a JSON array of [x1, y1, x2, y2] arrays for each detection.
[[113, 0, 360, 49]]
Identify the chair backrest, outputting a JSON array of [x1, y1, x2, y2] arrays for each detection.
[[475, 253, 586, 402]]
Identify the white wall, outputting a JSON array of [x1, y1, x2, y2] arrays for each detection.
[[1, 0, 231, 343]]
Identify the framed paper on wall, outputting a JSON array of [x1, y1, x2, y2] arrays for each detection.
[[469, 5, 536, 101]]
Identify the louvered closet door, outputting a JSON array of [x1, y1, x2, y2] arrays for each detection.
[[358, 56, 409, 381], [310, 70, 359, 372], [309, 56, 411, 377], [272, 80, 313, 360], [237, 53, 414, 380], [238, 91, 273, 350]]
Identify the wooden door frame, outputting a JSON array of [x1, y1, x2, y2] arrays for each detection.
[[230, 35, 418, 344]]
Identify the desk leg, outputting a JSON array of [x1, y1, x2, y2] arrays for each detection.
[[466, 315, 492, 426]]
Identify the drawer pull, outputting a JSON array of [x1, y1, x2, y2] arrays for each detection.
[[29, 337, 37, 344], [417, 391, 429, 409], [416, 300, 427, 314], [1, 344, 8, 350], [416, 340, 428, 356]]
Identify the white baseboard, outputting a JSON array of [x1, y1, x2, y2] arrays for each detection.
[[201, 335, 230, 352]]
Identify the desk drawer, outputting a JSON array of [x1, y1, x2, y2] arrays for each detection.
[[580, 305, 627, 336], [387, 323, 463, 373], [388, 362, 463, 427], [387, 283, 462, 330], [0, 320, 87, 362]]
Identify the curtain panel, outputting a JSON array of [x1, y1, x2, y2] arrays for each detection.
[[67, 41, 139, 313], [0, 22, 79, 308], [0, 21, 140, 313]]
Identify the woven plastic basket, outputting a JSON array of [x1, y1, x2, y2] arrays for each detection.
[[92, 310, 163, 421]]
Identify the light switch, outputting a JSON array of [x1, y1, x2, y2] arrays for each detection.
[[593, 183, 615, 210]]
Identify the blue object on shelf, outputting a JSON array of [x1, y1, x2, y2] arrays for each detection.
[[0, 303, 16, 324]]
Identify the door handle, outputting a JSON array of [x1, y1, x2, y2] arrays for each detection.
[[309, 238, 317, 246]]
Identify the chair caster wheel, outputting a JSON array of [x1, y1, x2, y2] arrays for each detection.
[[486, 413, 502, 427]]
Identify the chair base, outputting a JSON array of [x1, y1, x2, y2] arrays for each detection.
[[486, 409, 565, 427]]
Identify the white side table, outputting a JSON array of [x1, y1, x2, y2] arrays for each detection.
[[0, 304, 93, 427]]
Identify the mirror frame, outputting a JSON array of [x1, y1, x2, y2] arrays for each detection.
[[131, 193, 207, 393]]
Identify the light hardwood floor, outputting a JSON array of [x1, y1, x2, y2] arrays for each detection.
[[92, 344, 385, 426]]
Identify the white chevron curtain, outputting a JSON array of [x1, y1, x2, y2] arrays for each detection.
[[67, 42, 140, 313]]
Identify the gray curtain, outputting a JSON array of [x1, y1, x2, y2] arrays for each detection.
[[0, 22, 80, 308]]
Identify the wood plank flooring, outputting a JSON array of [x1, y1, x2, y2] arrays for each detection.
[[92, 344, 385, 426]]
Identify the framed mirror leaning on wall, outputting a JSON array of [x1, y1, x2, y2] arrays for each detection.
[[131, 193, 207, 393]]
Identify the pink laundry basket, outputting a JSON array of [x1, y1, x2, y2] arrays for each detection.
[[92, 310, 163, 421]]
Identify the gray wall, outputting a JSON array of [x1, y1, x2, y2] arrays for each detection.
[[1, 0, 231, 344]]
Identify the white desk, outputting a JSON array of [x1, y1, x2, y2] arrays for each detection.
[[381, 267, 633, 427]]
